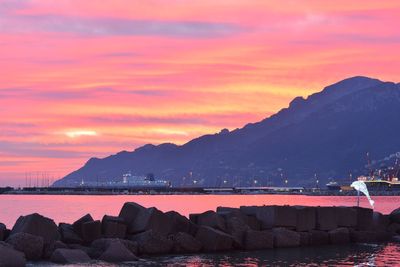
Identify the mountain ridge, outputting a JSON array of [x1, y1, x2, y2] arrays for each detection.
[[54, 76, 400, 187]]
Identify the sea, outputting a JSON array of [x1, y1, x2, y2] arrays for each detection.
[[0, 194, 398, 266]]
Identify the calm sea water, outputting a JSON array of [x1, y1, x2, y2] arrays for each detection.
[[2, 195, 399, 266]]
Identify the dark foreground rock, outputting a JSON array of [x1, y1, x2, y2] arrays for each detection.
[[273, 228, 300, 247], [11, 213, 60, 245], [130, 230, 173, 255], [0, 242, 26, 267], [50, 248, 91, 264], [1, 203, 398, 266], [98, 240, 138, 262], [6, 232, 44, 260], [170, 232, 202, 253], [243, 230, 273, 250], [195, 226, 234, 252]]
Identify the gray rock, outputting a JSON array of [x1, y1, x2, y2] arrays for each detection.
[[0, 223, 6, 241], [191, 210, 227, 232], [316, 207, 337, 231], [387, 223, 400, 234], [119, 202, 147, 225], [170, 232, 202, 253], [102, 215, 127, 239], [243, 230, 273, 250], [295, 206, 316, 231], [389, 208, 400, 224], [42, 240, 68, 259], [372, 212, 390, 231], [50, 248, 91, 264], [11, 213, 60, 245], [329, 228, 350, 244], [0, 241, 26, 267], [128, 207, 172, 235], [91, 238, 138, 258], [336, 207, 357, 227], [272, 228, 300, 248], [72, 214, 94, 238], [165, 211, 192, 234], [82, 220, 101, 244], [6, 232, 44, 260], [226, 216, 250, 248], [309, 230, 329, 245], [241, 206, 297, 230], [130, 230, 173, 255], [98, 240, 138, 262], [298, 231, 311, 246], [349, 230, 391, 243], [355, 207, 373, 231], [59, 223, 82, 244], [195, 226, 234, 252]]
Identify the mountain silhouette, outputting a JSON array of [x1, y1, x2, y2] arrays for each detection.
[[54, 76, 400, 187]]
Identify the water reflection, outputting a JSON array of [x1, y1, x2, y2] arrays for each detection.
[[142, 243, 400, 267], [27, 242, 400, 266]]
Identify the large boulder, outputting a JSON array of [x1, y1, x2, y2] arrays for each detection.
[[336, 207, 357, 227], [372, 212, 390, 231], [59, 223, 82, 244], [309, 230, 330, 245], [0, 242, 26, 267], [98, 240, 138, 262], [165, 211, 192, 234], [130, 230, 173, 255], [389, 208, 400, 224], [6, 232, 44, 260], [218, 207, 261, 231], [91, 238, 138, 258], [272, 228, 300, 248], [241, 205, 297, 230], [387, 223, 400, 234], [0, 223, 6, 241], [295, 206, 316, 231], [119, 202, 147, 225], [50, 248, 91, 264], [128, 207, 172, 235], [349, 230, 390, 243], [190, 210, 227, 232], [102, 215, 127, 239], [298, 231, 311, 246], [316, 207, 337, 231], [11, 213, 60, 245], [243, 230, 273, 250], [72, 214, 94, 238], [81, 220, 101, 244], [42, 240, 68, 259], [195, 226, 234, 252], [170, 232, 202, 253], [329, 228, 350, 244], [355, 207, 373, 231], [226, 216, 250, 248]]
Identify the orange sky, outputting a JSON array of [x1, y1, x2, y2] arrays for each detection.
[[1, 0, 399, 186]]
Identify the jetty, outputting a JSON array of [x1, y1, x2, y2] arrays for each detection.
[[0, 203, 399, 266]]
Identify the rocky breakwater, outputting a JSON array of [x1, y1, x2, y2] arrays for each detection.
[[0, 204, 399, 266]]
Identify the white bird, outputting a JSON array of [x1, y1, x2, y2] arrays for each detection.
[[350, 181, 374, 208]]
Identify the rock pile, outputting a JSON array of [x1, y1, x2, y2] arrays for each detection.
[[0, 203, 399, 266]]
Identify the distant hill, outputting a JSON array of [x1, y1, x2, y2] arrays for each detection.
[[53, 76, 400, 187]]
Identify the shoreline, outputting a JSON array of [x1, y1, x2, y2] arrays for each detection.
[[2, 187, 400, 196], [1, 202, 399, 266]]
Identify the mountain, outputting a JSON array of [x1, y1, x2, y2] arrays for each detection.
[[54, 76, 400, 187]]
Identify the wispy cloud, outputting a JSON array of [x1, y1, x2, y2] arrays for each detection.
[[0, 14, 242, 38]]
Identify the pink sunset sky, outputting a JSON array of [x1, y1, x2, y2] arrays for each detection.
[[0, 0, 399, 186]]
